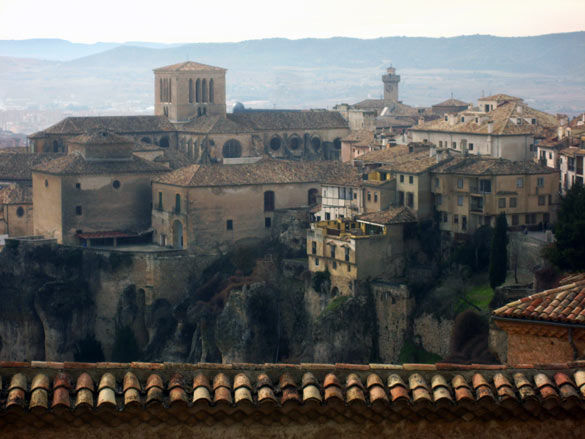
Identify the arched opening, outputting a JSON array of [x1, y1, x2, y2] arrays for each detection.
[[159, 136, 170, 148], [196, 79, 201, 103], [140, 137, 151, 144], [308, 188, 319, 206], [52, 140, 59, 152], [264, 190, 275, 211], [16, 206, 24, 218], [222, 139, 242, 158], [311, 136, 321, 151], [189, 79, 194, 103], [333, 138, 342, 149], [175, 194, 181, 213], [209, 78, 214, 103], [289, 135, 301, 150], [269, 136, 282, 151], [202, 79, 208, 102], [172, 220, 183, 249]]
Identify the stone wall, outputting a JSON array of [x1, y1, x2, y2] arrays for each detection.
[[413, 313, 454, 359]]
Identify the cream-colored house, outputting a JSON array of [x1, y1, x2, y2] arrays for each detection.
[[559, 146, 585, 193]]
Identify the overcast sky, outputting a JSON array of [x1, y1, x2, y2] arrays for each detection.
[[1, 0, 584, 43]]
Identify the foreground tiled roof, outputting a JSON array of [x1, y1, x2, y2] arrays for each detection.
[[153, 61, 226, 72], [154, 159, 360, 187], [0, 152, 64, 181], [2, 361, 585, 428], [29, 116, 176, 138], [181, 111, 348, 133], [0, 183, 31, 204], [32, 153, 169, 176], [493, 273, 585, 324], [357, 207, 416, 225], [432, 155, 557, 176]]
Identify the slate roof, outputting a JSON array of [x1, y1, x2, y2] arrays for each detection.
[[153, 61, 226, 72], [29, 116, 176, 138], [154, 159, 360, 187], [357, 207, 416, 225], [0, 183, 31, 204], [411, 102, 559, 136], [0, 153, 64, 181], [493, 273, 585, 324], [2, 361, 585, 427], [180, 111, 348, 134], [432, 156, 557, 176], [32, 153, 169, 176]]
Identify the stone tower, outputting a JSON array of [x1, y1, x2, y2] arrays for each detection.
[[153, 61, 227, 123], [382, 66, 400, 103]]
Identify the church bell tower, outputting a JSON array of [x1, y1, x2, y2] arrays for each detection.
[[382, 66, 400, 103]]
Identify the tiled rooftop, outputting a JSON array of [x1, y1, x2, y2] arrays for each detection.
[[432, 155, 557, 176], [69, 130, 134, 145], [478, 94, 523, 102], [411, 101, 559, 136], [493, 273, 585, 324], [0, 152, 64, 181], [32, 153, 169, 176], [433, 98, 470, 107], [154, 159, 361, 187], [29, 116, 176, 138], [342, 130, 376, 147], [356, 145, 410, 163], [357, 207, 416, 225], [352, 100, 419, 117], [153, 61, 227, 72], [2, 361, 585, 426], [559, 146, 585, 158]]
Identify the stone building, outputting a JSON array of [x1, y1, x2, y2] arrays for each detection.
[[32, 131, 168, 246], [431, 154, 559, 234], [559, 146, 585, 193], [307, 207, 415, 294], [492, 272, 585, 366], [151, 158, 359, 252], [29, 61, 350, 162], [410, 94, 560, 161]]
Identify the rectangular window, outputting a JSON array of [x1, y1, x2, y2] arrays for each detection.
[[315, 258, 319, 266], [538, 195, 546, 206], [345, 247, 350, 262], [443, 212, 448, 223], [537, 177, 544, 187], [347, 264, 351, 272], [75, 206, 82, 216], [374, 193, 378, 203], [226, 219, 233, 230], [400, 175, 404, 183], [367, 192, 371, 201], [510, 197, 517, 208], [265, 217, 271, 228], [158, 192, 163, 210], [453, 214, 459, 224], [479, 179, 491, 193], [75, 183, 81, 190], [407, 192, 414, 208], [462, 215, 467, 231], [516, 178, 523, 188], [330, 246, 336, 259], [332, 260, 337, 269], [436, 194, 442, 205], [548, 194, 552, 205], [457, 195, 463, 206], [498, 198, 506, 208], [457, 177, 463, 189], [325, 212, 331, 220], [434, 178, 440, 188], [469, 143, 474, 151], [311, 241, 316, 255], [512, 214, 519, 226], [409, 175, 414, 184], [398, 191, 404, 206], [452, 141, 457, 149], [439, 140, 443, 147]]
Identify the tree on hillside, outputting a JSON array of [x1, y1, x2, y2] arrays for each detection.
[[545, 182, 585, 270], [489, 213, 508, 289]]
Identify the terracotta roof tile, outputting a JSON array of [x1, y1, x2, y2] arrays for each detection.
[[494, 273, 585, 324], [357, 206, 416, 225]]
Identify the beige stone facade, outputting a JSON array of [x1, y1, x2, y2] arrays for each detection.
[[559, 147, 585, 193], [0, 183, 33, 238]]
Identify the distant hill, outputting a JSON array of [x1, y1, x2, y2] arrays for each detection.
[[0, 33, 584, 132]]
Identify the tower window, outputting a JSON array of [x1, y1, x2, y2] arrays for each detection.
[[112, 180, 120, 189], [209, 78, 214, 103], [264, 191, 275, 211], [226, 219, 233, 230], [75, 206, 82, 216], [265, 217, 271, 228]]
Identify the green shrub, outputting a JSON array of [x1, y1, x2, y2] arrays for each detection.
[[312, 270, 330, 292]]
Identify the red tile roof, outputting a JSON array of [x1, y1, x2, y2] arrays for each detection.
[[1, 361, 585, 426], [357, 207, 416, 225], [493, 273, 585, 324]]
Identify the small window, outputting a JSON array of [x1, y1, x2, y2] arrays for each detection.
[[44, 179, 48, 188], [345, 247, 350, 262], [347, 264, 351, 272], [175, 194, 181, 213], [332, 260, 337, 269], [512, 214, 519, 226], [538, 195, 546, 206], [374, 193, 378, 203], [407, 192, 414, 208], [434, 178, 440, 188], [409, 175, 414, 184], [75, 183, 81, 190], [315, 258, 319, 266], [516, 178, 524, 188], [112, 180, 121, 189], [311, 241, 317, 255], [537, 177, 544, 187], [469, 143, 474, 151], [367, 192, 371, 202], [457, 177, 463, 189], [510, 198, 517, 208], [264, 190, 275, 212], [453, 214, 459, 224], [436, 194, 442, 205], [325, 212, 331, 220], [452, 141, 457, 149], [75, 206, 82, 216], [461, 117, 465, 122], [498, 198, 506, 208], [265, 217, 271, 228], [457, 195, 464, 206], [400, 175, 404, 183], [16, 206, 24, 218], [330, 245, 336, 258], [226, 219, 233, 230], [443, 212, 448, 223]]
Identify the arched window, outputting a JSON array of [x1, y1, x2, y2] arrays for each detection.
[[333, 137, 342, 149], [311, 136, 321, 151], [209, 79, 214, 103], [288, 135, 301, 150], [159, 136, 170, 148], [308, 188, 318, 206], [222, 139, 242, 158], [202, 79, 208, 102], [196, 79, 201, 103], [52, 140, 59, 152], [175, 194, 181, 213], [189, 79, 194, 103], [264, 191, 275, 212]]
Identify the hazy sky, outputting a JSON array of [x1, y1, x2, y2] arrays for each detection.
[[1, 0, 584, 43]]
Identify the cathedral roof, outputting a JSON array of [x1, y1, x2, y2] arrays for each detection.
[[29, 116, 176, 138], [0, 152, 64, 181], [153, 61, 226, 73], [433, 98, 470, 107]]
